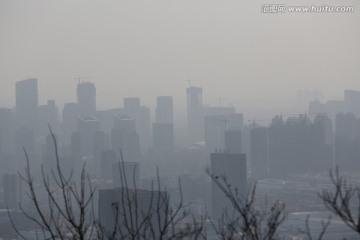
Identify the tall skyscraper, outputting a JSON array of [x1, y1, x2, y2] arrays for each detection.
[[111, 115, 141, 162], [156, 96, 173, 124], [77, 82, 96, 116], [152, 123, 174, 162], [124, 97, 140, 113], [15, 78, 38, 131], [62, 103, 79, 142], [101, 150, 117, 180], [205, 115, 227, 154], [123, 98, 151, 151], [153, 96, 174, 162], [210, 152, 247, 220], [39, 100, 59, 137], [224, 129, 242, 154], [71, 116, 104, 172], [186, 87, 204, 144], [205, 113, 244, 155]]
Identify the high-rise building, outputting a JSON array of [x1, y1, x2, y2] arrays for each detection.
[[62, 103, 79, 142], [39, 100, 59, 137], [113, 114, 136, 131], [156, 96, 173, 124], [124, 97, 140, 113], [77, 82, 96, 116], [210, 152, 247, 220], [71, 116, 105, 172], [224, 129, 242, 154], [152, 123, 174, 162], [205, 115, 227, 154], [204, 111, 243, 155], [111, 115, 140, 162], [77, 116, 100, 134], [15, 78, 38, 131], [153, 96, 174, 163], [268, 114, 333, 177], [101, 150, 117, 180], [123, 98, 151, 151], [186, 87, 204, 144]]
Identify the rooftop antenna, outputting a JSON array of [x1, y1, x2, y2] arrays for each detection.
[[74, 76, 93, 84], [185, 78, 198, 88]]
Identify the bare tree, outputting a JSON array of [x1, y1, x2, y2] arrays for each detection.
[[207, 169, 286, 240], [8, 127, 101, 240], [8, 126, 205, 239], [101, 151, 206, 240], [298, 215, 331, 240], [318, 166, 360, 236]]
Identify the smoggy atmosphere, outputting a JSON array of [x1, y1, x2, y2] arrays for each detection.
[[0, 1, 360, 239]]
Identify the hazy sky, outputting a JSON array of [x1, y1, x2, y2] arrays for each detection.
[[1, 0, 359, 119]]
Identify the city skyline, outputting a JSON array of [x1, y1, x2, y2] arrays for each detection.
[[1, 1, 359, 117], [1, 1, 360, 238]]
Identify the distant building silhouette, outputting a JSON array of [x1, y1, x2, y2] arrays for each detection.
[[100, 150, 117, 181], [268, 114, 334, 178], [187, 87, 204, 144], [123, 98, 151, 151], [152, 122, 174, 162], [15, 78, 38, 131], [224, 129, 242, 154], [210, 152, 247, 220], [205, 113, 243, 155], [77, 82, 96, 116], [62, 102, 79, 143], [152, 96, 174, 163], [71, 116, 105, 173], [309, 90, 360, 120], [39, 100, 59, 137], [155, 96, 173, 124], [111, 115, 141, 162]]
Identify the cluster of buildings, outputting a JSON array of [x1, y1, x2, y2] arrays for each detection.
[[0, 78, 359, 238]]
